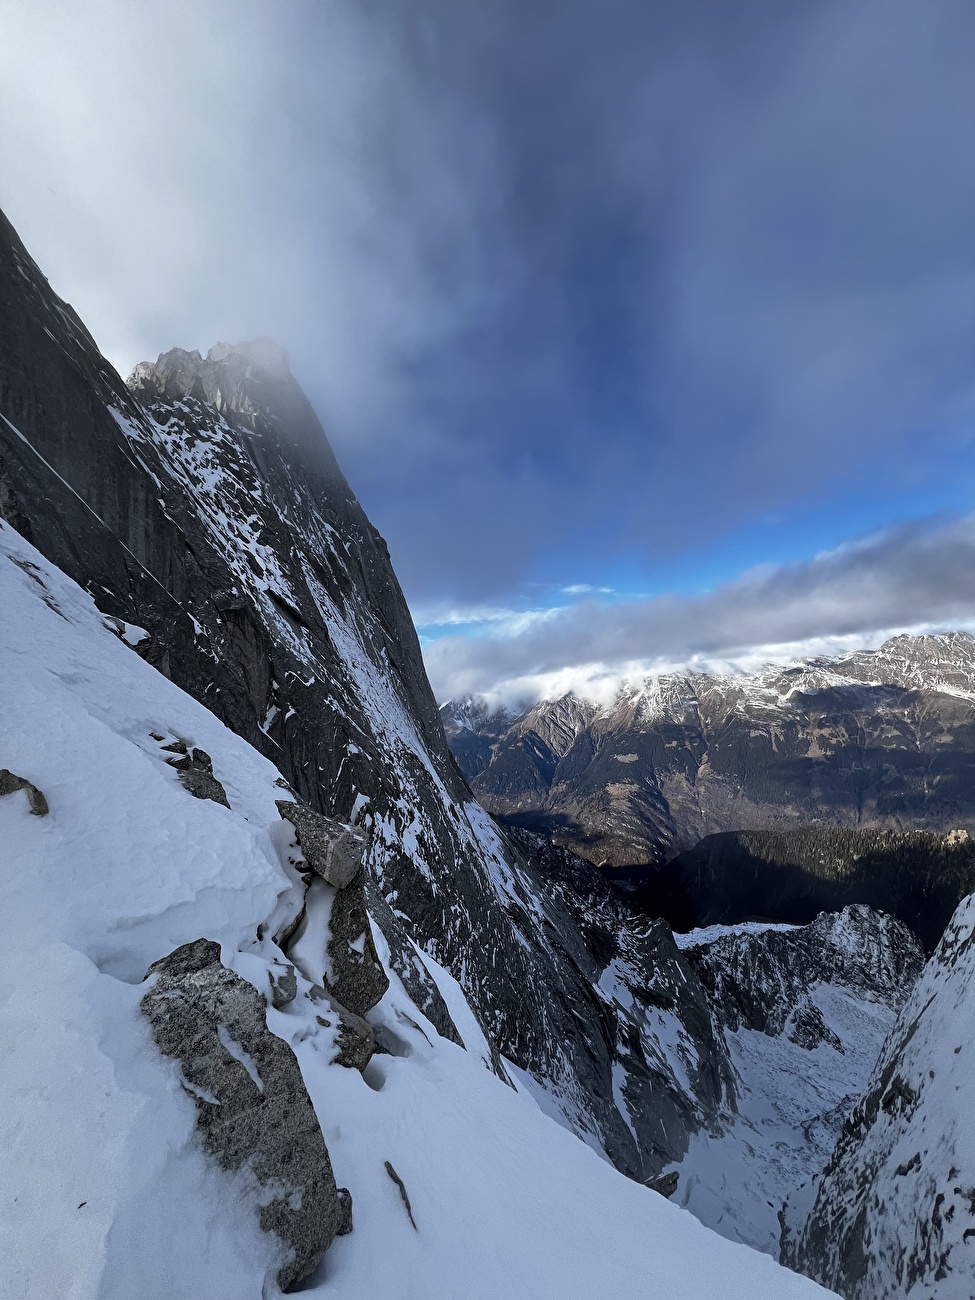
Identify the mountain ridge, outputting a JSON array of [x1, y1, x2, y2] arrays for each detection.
[[442, 632, 975, 872]]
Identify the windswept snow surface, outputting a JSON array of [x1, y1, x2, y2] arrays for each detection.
[[0, 521, 836, 1299]]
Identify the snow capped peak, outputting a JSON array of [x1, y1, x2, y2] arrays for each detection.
[[439, 693, 510, 732], [456, 629, 975, 725], [127, 337, 304, 437]]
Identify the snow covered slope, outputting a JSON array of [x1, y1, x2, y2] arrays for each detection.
[[0, 520, 839, 1299], [782, 889, 975, 1299]]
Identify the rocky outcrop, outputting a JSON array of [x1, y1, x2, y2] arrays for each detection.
[[0, 767, 48, 815], [140, 939, 351, 1291], [163, 743, 231, 807], [443, 635, 975, 872], [360, 879, 465, 1047], [323, 877, 390, 1017], [649, 826, 975, 952], [782, 889, 975, 1299], [276, 800, 365, 888]]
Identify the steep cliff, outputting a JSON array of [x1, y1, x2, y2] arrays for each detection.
[[0, 203, 733, 1183], [782, 889, 975, 1299]]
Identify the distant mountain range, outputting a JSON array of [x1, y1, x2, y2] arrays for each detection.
[[441, 633, 975, 874]]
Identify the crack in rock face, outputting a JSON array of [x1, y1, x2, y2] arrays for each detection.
[[140, 938, 351, 1291]]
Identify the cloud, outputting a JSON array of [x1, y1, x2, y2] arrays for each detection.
[[410, 603, 521, 629], [2, 1, 975, 612], [423, 513, 975, 702]]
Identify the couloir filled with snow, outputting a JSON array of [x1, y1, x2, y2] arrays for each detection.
[[0, 520, 839, 1297]]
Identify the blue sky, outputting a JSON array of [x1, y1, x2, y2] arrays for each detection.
[[3, 0, 975, 699]]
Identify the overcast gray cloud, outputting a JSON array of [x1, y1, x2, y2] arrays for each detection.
[[422, 513, 975, 702], [2, 0, 974, 641]]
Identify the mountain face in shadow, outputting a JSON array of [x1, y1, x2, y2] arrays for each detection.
[[640, 826, 975, 954]]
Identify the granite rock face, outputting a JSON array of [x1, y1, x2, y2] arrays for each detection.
[[140, 939, 351, 1291], [0, 204, 736, 1178], [443, 636, 975, 874], [782, 890, 975, 1299]]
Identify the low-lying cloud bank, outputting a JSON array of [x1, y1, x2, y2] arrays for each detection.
[[423, 513, 975, 706]]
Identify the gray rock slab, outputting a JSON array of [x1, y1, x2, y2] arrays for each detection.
[[141, 938, 350, 1291], [325, 876, 390, 1017], [276, 800, 365, 888]]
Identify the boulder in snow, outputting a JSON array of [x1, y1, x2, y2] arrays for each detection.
[[163, 743, 230, 808], [0, 768, 48, 815], [268, 960, 298, 1009], [276, 798, 365, 888], [309, 986, 377, 1071], [141, 938, 351, 1291]]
